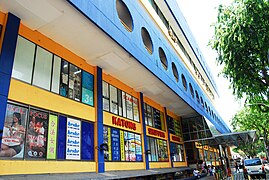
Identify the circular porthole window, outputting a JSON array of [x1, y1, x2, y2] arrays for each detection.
[[189, 83, 194, 98], [195, 90, 200, 103], [200, 97, 204, 107], [141, 27, 153, 54], [181, 74, 187, 91], [116, 0, 133, 32], [172, 62, 178, 82], [158, 47, 168, 70]]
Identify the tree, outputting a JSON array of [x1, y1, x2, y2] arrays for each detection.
[[210, 0, 269, 100], [231, 106, 269, 157]]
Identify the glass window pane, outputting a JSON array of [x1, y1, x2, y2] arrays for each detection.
[[51, 55, 61, 93], [128, 132, 136, 161], [60, 60, 69, 97], [122, 92, 126, 118], [147, 104, 153, 126], [110, 85, 118, 114], [147, 137, 151, 161], [144, 103, 148, 125], [12, 36, 35, 83], [82, 71, 94, 106], [133, 97, 139, 122], [32, 46, 53, 90], [150, 138, 157, 161], [126, 93, 133, 119], [103, 81, 109, 111], [68, 64, 81, 101], [118, 89, 122, 116], [135, 134, 142, 162]]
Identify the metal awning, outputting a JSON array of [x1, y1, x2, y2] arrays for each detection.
[[211, 130, 256, 146], [184, 130, 256, 147]]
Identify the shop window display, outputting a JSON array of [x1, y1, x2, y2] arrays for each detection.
[[144, 103, 165, 131], [102, 81, 140, 122], [0, 102, 94, 161], [68, 64, 81, 101], [12, 36, 94, 107], [147, 136, 168, 162], [81, 71, 94, 106], [60, 60, 69, 97], [170, 143, 185, 162], [103, 126, 142, 162]]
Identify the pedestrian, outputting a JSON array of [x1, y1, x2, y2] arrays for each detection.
[[208, 165, 213, 176], [234, 161, 239, 173], [227, 167, 232, 180]]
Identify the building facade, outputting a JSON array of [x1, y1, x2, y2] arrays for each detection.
[[0, 0, 231, 177]]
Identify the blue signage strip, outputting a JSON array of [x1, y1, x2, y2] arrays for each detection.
[[0, 13, 20, 142], [111, 128, 120, 161]]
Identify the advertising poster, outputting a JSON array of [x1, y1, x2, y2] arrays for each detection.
[[0, 104, 28, 159], [157, 139, 163, 161], [133, 98, 139, 122], [129, 132, 136, 161], [82, 71, 94, 106], [107, 127, 111, 161], [103, 126, 109, 160], [135, 134, 142, 162], [124, 131, 129, 161], [26, 109, 48, 159], [120, 130, 125, 161], [125, 94, 133, 119], [66, 118, 81, 160], [111, 128, 120, 161], [46, 114, 58, 159]]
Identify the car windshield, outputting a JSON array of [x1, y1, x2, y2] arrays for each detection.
[[244, 159, 262, 166]]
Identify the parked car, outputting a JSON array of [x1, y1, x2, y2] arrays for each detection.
[[244, 158, 266, 179]]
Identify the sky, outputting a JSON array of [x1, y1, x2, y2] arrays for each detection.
[[176, 0, 242, 128]]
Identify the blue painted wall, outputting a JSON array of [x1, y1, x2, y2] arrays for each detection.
[[67, 0, 230, 133], [0, 13, 20, 141]]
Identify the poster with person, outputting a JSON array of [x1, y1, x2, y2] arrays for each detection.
[[25, 109, 48, 159], [0, 103, 28, 158]]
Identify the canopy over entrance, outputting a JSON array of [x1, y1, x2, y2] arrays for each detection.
[[182, 116, 256, 147]]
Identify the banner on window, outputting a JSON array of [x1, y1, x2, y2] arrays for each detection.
[[46, 114, 58, 159], [0, 104, 28, 159], [26, 109, 48, 159], [66, 118, 81, 160]]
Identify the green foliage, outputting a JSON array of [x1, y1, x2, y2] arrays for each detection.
[[210, 0, 269, 100], [231, 105, 269, 157]]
